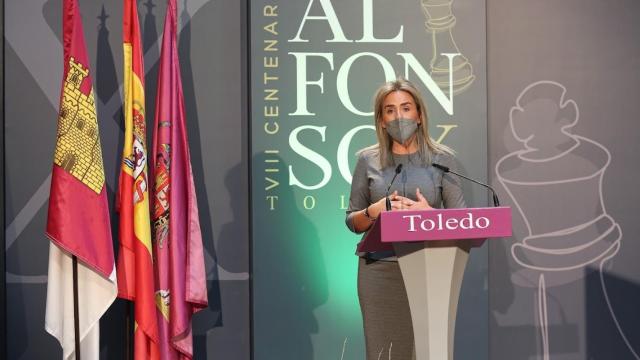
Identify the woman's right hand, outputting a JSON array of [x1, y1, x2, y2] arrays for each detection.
[[353, 191, 403, 233], [368, 191, 400, 218]]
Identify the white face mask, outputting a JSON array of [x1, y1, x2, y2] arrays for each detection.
[[385, 118, 419, 144]]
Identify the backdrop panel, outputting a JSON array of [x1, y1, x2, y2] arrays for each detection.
[[250, 1, 487, 358], [4, 1, 249, 359], [487, 0, 640, 359]]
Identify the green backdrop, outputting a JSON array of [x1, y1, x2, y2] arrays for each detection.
[[250, 1, 487, 358]]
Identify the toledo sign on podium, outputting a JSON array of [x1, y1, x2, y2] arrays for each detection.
[[357, 206, 512, 252]]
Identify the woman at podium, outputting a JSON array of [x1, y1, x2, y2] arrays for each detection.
[[345, 78, 465, 359]]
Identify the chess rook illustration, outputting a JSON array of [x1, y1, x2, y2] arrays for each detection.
[[420, 0, 475, 95]]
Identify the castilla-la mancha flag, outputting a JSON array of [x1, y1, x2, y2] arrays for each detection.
[[45, 0, 117, 359], [116, 0, 159, 359], [151, 0, 208, 358]]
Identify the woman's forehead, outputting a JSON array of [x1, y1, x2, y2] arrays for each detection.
[[383, 90, 415, 106]]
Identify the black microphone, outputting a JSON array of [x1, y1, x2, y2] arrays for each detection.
[[385, 164, 403, 211], [432, 163, 500, 207]]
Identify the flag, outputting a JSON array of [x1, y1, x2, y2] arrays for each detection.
[[151, 0, 208, 358], [45, 0, 117, 359], [116, 0, 159, 358]]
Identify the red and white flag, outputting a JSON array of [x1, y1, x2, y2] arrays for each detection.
[[45, 0, 117, 359]]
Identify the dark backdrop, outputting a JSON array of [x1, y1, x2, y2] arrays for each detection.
[[487, 1, 640, 359], [4, 1, 248, 359]]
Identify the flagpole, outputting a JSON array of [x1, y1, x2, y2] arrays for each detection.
[[72, 255, 81, 360], [125, 303, 132, 360]]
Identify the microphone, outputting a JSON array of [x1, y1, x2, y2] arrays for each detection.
[[385, 164, 403, 211], [432, 163, 500, 207]]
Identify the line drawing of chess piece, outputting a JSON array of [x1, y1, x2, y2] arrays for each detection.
[[420, 0, 475, 95], [495, 80, 638, 360]]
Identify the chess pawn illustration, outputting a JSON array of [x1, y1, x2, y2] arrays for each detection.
[[496, 81, 621, 286], [420, 0, 475, 95]]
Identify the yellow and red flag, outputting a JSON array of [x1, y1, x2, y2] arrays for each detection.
[[116, 0, 159, 359], [151, 0, 208, 357], [45, 0, 117, 358]]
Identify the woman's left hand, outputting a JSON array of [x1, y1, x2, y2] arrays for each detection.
[[396, 188, 432, 210]]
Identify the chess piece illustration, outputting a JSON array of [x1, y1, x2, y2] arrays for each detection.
[[495, 81, 638, 359], [420, 0, 475, 95]]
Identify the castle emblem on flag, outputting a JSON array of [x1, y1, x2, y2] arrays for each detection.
[[53, 57, 105, 194]]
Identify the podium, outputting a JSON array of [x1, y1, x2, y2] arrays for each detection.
[[357, 207, 512, 360]]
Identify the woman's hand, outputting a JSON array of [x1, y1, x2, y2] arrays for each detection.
[[368, 188, 432, 219], [368, 191, 399, 218], [393, 188, 432, 210]]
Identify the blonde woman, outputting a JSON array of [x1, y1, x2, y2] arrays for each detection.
[[345, 78, 465, 359]]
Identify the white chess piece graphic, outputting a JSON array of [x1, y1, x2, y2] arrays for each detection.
[[420, 0, 475, 95], [495, 81, 637, 359]]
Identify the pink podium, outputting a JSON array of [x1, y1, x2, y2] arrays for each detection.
[[358, 207, 512, 360]]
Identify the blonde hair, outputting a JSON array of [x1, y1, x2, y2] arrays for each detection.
[[369, 77, 453, 168]]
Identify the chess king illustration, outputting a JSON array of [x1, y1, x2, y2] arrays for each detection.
[[420, 0, 475, 94], [496, 81, 624, 358]]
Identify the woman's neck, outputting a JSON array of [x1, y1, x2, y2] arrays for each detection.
[[391, 137, 419, 154]]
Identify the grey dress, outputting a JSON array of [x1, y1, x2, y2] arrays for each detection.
[[346, 148, 466, 252], [345, 147, 465, 359]]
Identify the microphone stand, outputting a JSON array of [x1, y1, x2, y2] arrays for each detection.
[[432, 163, 500, 207], [385, 164, 403, 210]]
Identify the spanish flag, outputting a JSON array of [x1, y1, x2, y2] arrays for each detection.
[[116, 0, 160, 358], [45, 0, 117, 358]]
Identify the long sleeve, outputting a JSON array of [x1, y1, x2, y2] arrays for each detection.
[[345, 152, 371, 233]]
